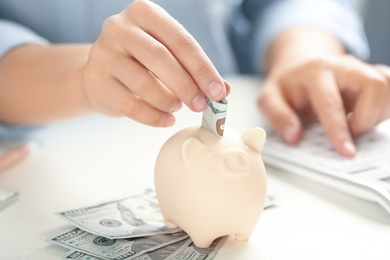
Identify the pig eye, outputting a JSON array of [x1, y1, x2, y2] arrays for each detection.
[[221, 149, 252, 175]]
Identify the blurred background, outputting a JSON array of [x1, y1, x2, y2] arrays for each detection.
[[352, 0, 390, 65]]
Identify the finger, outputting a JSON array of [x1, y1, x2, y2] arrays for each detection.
[[118, 23, 205, 111], [90, 74, 176, 127], [335, 59, 389, 135], [374, 65, 390, 121], [308, 71, 356, 157], [128, 1, 227, 102], [0, 144, 30, 171], [349, 70, 388, 136], [257, 80, 302, 144], [107, 54, 182, 113]]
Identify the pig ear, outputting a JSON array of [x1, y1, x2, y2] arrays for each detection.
[[181, 137, 207, 164], [241, 128, 266, 153]]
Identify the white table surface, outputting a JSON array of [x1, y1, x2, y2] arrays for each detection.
[[1, 75, 390, 260]]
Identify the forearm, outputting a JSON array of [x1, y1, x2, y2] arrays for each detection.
[[0, 44, 92, 125], [265, 27, 345, 74]]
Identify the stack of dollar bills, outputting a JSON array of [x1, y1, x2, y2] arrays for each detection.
[[46, 190, 227, 260]]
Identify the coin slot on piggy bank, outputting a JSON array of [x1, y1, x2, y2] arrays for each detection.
[[154, 126, 267, 248]]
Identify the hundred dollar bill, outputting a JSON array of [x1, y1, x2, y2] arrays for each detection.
[[170, 237, 227, 260], [56, 191, 180, 239], [48, 228, 188, 260], [201, 97, 228, 137], [62, 236, 226, 260], [63, 251, 102, 260], [63, 239, 189, 260]]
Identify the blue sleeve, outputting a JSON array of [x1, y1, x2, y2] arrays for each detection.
[[254, 0, 369, 73], [0, 19, 49, 59], [0, 123, 42, 140], [230, 0, 370, 74]]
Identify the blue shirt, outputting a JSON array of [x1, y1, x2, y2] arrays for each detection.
[[0, 0, 370, 138], [0, 0, 369, 73]]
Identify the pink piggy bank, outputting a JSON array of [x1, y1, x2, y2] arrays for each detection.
[[154, 126, 267, 248]]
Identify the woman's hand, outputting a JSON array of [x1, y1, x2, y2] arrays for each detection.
[[258, 28, 390, 157], [83, 0, 230, 127]]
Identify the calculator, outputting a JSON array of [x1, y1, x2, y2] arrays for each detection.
[[262, 121, 390, 215]]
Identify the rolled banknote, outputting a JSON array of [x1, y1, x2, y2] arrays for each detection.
[[48, 228, 188, 260], [56, 190, 180, 239], [201, 97, 228, 137]]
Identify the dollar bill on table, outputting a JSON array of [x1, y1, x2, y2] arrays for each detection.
[[48, 228, 188, 260], [56, 190, 180, 239], [62, 239, 188, 260], [62, 239, 189, 260], [201, 97, 228, 137], [62, 236, 227, 260], [169, 236, 227, 260], [63, 251, 102, 260]]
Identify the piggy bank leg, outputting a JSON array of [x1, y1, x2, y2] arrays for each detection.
[[189, 233, 216, 248], [164, 218, 179, 229], [234, 232, 251, 241]]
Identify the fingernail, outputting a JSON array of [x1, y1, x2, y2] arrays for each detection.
[[283, 125, 298, 143], [164, 114, 175, 127], [192, 95, 207, 111], [342, 140, 356, 156], [208, 82, 225, 100], [172, 101, 182, 112]]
